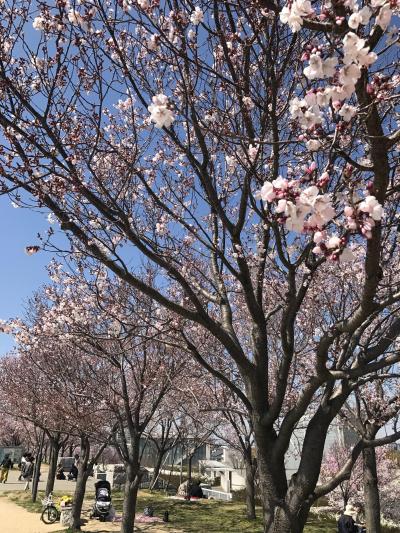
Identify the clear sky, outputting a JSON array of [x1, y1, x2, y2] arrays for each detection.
[[0, 196, 53, 356]]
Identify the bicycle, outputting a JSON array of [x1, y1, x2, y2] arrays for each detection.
[[40, 493, 60, 524]]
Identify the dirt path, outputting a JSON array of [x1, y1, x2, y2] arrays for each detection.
[[0, 497, 64, 533], [0, 497, 181, 533]]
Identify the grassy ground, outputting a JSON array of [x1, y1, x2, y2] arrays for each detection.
[[3, 489, 398, 533], [112, 490, 338, 532]]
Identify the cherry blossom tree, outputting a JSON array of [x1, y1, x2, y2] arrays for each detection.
[[338, 379, 400, 532], [14, 271, 187, 533], [212, 402, 257, 519], [1, 1, 400, 531], [0, 316, 115, 529], [201, 362, 258, 519], [320, 442, 399, 524], [0, 414, 31, 448], [144, 416, 180, 490], [0, 352, 74, 495]]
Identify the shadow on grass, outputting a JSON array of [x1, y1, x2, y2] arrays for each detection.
[[112, 491, 338, 533]]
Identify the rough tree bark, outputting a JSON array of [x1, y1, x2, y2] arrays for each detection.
[[120, 434, 143, 533], [243, 447, 257, 520], [150, 451, 164, 490], [363, 446, 381, 533], [45, 434, 62, 497], [70, 436, 109, 531], [121, 463, 142, 533], [71, 437, 91, 531]]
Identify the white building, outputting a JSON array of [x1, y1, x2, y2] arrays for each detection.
[[200, 422, 358, 494], [200, 446, 246, 493]]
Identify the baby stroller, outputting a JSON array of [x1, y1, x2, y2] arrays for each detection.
[[90, 480, 112, 522]]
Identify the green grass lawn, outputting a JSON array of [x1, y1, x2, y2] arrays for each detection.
[[114, 490, 338, 532]]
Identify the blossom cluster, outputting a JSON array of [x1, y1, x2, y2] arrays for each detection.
[[280, 0, 395, 33], [290, 31, 379, 130], [190, 7, 204, 25], [257, 177, 384, 261], [280, 0, 399, 135], [147, 94, 175, 128], [344, 194, 383, 239], [257, 177, 335, 233]]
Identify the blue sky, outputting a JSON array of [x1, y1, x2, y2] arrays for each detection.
[[0, 196, 53, 355]]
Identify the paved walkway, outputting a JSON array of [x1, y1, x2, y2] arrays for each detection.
[[0, 467, 96, 494]]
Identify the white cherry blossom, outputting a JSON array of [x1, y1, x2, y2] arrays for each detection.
[[339, 104, 357, 122], [272, 176, 289, 190], [327, 235, 341, 249], [376, 6, 392, 31], [300, 186, 319, 206], [32, 16, 46, 30], [280, 0, 314, 32], [313, 231, 325, 244], [348, 6, 372, 29], [190, 7, 204, 25], [342, 33, 377, 67], [258, 181, 276, 202], [304, 55, 324, 80], [304, 55, 337, 80], [148, 94, 175, 128], [359, 195, 384, 221], [67, 9, 85, 26], [306, 139, 321, 151]]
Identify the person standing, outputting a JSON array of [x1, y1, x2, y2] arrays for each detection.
[[0, 455, 13, 483], [22, 455, 34, 491], [18, 453, 28, 481]]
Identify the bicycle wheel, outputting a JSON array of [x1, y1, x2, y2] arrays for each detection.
[[41, 505, 59, 524]]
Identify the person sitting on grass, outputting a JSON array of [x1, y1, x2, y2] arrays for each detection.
[[56, 462, 66, 480], [68, 463, 78, 481], [337, 503, 366, 533], [189, 480, 204, 499]]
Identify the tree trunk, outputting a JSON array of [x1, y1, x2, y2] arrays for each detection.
[[150, 450, 164, 490], [244, 453, 256, 520], [179, 443, 183, 485], [69, 434, 111, 532], [71, 470, 89, 531], [46, 437, 61, 496], [363, 446, 381, 533], [252, 422, 288, 532], [43, 442, 49, 463], [252, 418, 314, 533], [32, 430, 45, 503], [71, 437, 91, 531], [120, 463, 141, 533], [188, 453, 193, 489]]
